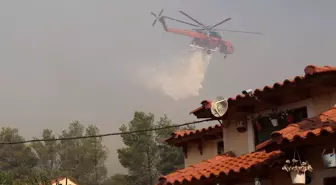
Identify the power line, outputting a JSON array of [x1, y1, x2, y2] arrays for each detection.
[[0, 118, 214, 145]]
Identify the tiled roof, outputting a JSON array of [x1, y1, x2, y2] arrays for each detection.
[[190, 65, 336, 115], [189, 100, 212, 115], [270, 107, 336, 144], [167, 124, 222, 141], [44, 177, 76, 185], [50, 178, 65, 184], [159, 150, 283, 185], [39, 177, 65, 185], [255, 139, 273, 151], [304, 65, 336, 75]]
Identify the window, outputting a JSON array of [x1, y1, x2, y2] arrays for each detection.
[[254, 106, 308, 145], [217, 141, 224, 155], [291, 107, 308, 123], [211, 31, 222, 39], [324, 177, 336, 185]]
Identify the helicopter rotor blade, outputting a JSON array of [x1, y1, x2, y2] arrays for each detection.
[[192, 28, 206, 32], [163, 16, 201, 28], [158, 8, 164, 17], [151, 12, 157, 26], [210, 18, 232, 29], [178, 11, 207, 29], [213, 29, 262, 35]]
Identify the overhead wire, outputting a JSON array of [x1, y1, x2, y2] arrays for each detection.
[[0, 118, 214, 145]]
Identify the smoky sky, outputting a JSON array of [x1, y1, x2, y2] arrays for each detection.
[[0, 0, 335, 174]]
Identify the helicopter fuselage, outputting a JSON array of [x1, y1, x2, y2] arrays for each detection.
[[190, 30, 234, 56]]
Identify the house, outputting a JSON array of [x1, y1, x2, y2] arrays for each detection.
[[48, 177, 77, 185], [158, 65, 336, 185]]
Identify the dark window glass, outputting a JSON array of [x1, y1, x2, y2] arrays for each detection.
[[217, 141, 224, 155], [254, 107, 308, 145]]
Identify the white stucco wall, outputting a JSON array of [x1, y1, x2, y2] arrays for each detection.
[[223, 120, 249, 156], [244, 92, 336, 153], [184, 92, 336, 166], [52, 178, 77, 185], [184, 139, 220, 167]]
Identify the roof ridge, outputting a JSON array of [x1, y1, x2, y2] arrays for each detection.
[[191, 65, 336, 118], [167, 123, 223, 141]]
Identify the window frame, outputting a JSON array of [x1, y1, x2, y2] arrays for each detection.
[[216, 140, 224, 155], [254, 106, 308, 146]]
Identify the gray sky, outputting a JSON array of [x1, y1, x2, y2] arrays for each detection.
[[0, 0, 335, 174]]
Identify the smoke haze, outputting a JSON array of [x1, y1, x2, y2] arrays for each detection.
[[139, 50, 212, 100]]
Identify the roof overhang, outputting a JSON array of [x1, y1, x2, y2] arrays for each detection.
[[191, 65, 336, 120], [166, 123, 223, 146], [158, 150, 285, 185], [257, 107, 336, 151]]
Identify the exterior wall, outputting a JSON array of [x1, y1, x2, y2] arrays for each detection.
[[52, 178, 77, 185], [225, 98, 319, 157], [230, 92, 336, 185], [301, 144, 336, 185], [252, 92, 336, 120], [247, 118, 255, 153], [272, 145, 336, 185], [332, 92, 336, 107], [254, 99, 314, 119], [312, 91, 336, 114], [183, 92, 336, 167], [228, 144, 336, 185], [247, 92, 336, 152], [184, 139, 219, 167], [250, 92, 336, 124], [223, 120, 249, 156], [236, 179, 272, 185]]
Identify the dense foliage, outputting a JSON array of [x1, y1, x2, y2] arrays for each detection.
[[113, 111, 194, 185], [0, 122, 107, 185], [0, 112, 191, 185]]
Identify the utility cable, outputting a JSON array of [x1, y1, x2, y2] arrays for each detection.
[[0, 118, 214, 145]]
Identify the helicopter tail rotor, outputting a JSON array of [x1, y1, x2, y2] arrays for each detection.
[[151, 8, 164, 27]]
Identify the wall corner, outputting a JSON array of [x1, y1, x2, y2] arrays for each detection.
[[247, 116, 255, 153]]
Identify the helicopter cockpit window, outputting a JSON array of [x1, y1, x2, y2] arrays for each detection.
[[211, 32, 221, 38]]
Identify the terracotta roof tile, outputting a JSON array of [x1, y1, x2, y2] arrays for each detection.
[[189, 100, 212, 115], [159, 150, 283, 185], [190, 65, 336, 115], [304, 65, 336, 75], [166, 124, 223, 141], [271, 107, 336, 144], [255, 139, 273, 151]]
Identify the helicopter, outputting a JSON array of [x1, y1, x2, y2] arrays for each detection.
[[151, 9, 261, 58]]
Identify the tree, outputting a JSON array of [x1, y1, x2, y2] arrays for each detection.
[[0, 171, 50, 185], [0, 122, 109, 184], [118, 112, 158, 185], [102, 174, 133, 185], [81, 125, 108, 185], [116, 112, 195, 185], [30, 129, 59, 178], [154, 115, 194, 175], [57, 121, 108, 185], [0, 127, 38, 179]]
